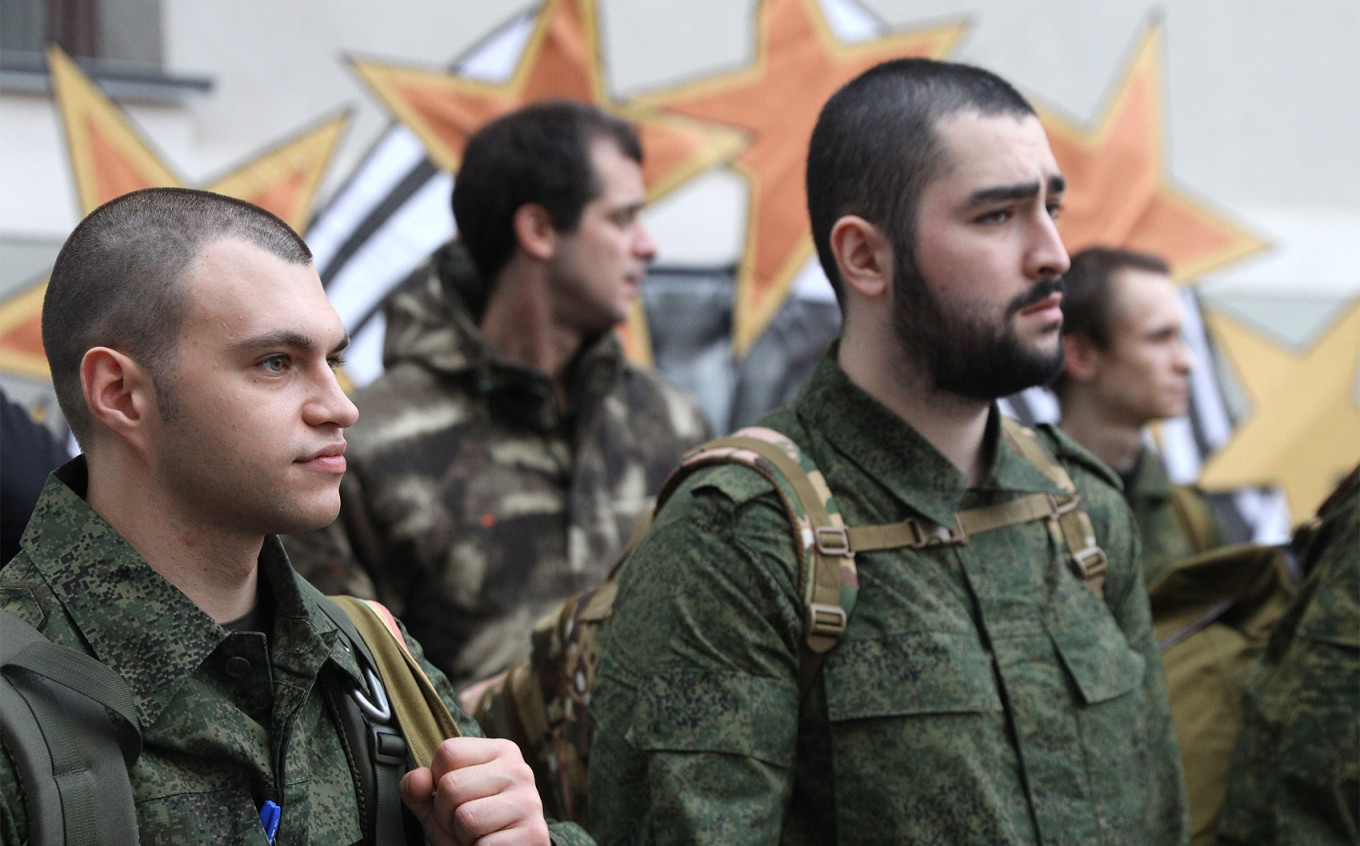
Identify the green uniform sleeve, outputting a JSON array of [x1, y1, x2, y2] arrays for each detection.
[[1097, 480, 1191, 843], [589, 474, 804, 844]]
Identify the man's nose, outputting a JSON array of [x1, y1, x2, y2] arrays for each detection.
[[308, 367, 359, 428], [1026, 212, 1069, 281], [634, 223, 658, 263]]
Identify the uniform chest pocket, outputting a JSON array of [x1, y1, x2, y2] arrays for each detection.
[[1048, 617, 1146, 705], [822, 631, 1003, 720]]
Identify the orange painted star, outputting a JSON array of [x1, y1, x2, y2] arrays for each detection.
[[0, 46, 347, 381], [1039, 22, 1267, 282], [1199, 300, 1360, 520], [348, 0, 742, 366], [633, 0, 963, 354]]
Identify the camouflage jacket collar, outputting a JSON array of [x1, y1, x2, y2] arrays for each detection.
[[19, 458, 361, 728], [382, 242, 625, 431], [1125, 445, 1172, 505], [793, 348, 1070, 528]]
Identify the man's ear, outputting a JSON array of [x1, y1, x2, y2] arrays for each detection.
[[1062, 334, 1101, 382], [829, 216, 891, 300], [512, 203, 557, 262], [81, 347, 158, 451]]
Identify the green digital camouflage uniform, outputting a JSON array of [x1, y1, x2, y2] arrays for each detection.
[[285, 243, 709, 687], [1124, 447, 1226, 585], [1216, 467, 1359, 846], [589, 353, 1188, 845], [0, 459, 594, 845]]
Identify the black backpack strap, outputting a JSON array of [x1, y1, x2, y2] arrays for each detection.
[[0, 608, 142, 846], [307, 588, 415, 846]]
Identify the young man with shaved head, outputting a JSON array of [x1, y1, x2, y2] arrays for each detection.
[[1055, 246, 1226, 585], [0, 188, 591, 844], [588, 59, 1187, 844]]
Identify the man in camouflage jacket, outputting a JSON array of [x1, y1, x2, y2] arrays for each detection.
[[285, 103, 708, 687], [1054, 246, 1227, 585], [2, 188, 586, 845], [1216, 466, 1359, 845], [588, 60, 1187, 844]]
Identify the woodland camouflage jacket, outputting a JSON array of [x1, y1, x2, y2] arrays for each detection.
[[285, 243, 708, 686]]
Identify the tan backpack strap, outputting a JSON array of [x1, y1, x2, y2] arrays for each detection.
[[330, 596, 462, 768], [701, 434, 849, 656], [1001, 419, 1109, 599]]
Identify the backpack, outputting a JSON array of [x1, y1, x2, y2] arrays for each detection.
[[1147, 542, 1295, 846], [471, 418, 1111, 828], [0, 590, 460, 846]]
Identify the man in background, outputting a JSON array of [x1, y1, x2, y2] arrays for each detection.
[[286, 101, 708, 688], [1054, 246, 1226, 585]]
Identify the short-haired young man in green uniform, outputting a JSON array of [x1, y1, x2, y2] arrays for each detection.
[[588, 59, 1188, 844], [0, 188, 590, 845], [1054, 246, 1226, 585]]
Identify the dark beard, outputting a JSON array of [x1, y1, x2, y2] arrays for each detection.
[[891, 255, 1065, 401]]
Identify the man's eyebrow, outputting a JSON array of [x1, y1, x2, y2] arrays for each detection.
[[964, 174, 1066, 208], [232, 330, 351, 356]]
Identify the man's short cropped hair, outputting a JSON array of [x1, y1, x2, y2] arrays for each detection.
[[452, 100, 643, 283], [43, 187, 313, 448], [1061, 246, 1172, 349], [806, 58, 1036, 304]]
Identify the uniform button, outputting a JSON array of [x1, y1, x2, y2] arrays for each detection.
[[225, 656, 251, 678]]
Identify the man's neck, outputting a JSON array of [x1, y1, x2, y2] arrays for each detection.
[[1057, 397, 1144, 473], [838, 332, 993, 487], [85, 455, 263, 623], [479, 265, 585, 408]]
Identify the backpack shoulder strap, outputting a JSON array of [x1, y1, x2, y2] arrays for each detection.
[[325, 595, 463, 764], [661, 428, 858, 697], [0, 608, 142, 846], [1168, 484, 1219, 555], [1001, 418, 1110, 598], [309, 586, 450, 846]]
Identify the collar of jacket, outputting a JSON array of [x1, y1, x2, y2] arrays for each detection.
[[18, 457, 363, 730], [382, 241, 626, 432], [793, 346, 1070, 528], [1125, 445, 1173, 504]]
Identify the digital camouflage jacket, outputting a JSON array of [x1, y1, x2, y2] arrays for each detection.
[[1125, 446, 1227, 586], [589, 352, 1188, 845], [285, 242, 709, 687], [1216, 467, 1359, 845], [0, 459, 594, 845]]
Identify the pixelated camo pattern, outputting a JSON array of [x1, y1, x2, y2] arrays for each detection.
[[678, 426, 861, 617], [1216, 467, 1360, 846]]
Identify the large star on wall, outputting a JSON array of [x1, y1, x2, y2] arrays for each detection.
[[634, 0, 963, 354], [1199, 301, 1360, 520], [348, 0, 742, 366], [0, 46, 347, 381], [1039, 22, 1267, 282]]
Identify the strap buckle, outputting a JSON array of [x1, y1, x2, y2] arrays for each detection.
[[909, 517, 967, 547], [1071, 545, 1109, 580], [369, 722, 409, 767], [814, 526, 853, 557], [1049, 493, 1081, 517], [806, 602, 848, 640]]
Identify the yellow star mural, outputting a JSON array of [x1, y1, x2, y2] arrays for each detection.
[[0, 46, 347, 381], [348, 0, 743, 366], [633, 0, 963, 354], [1199, 300, 1360, 520], [1038, 22, 1268, 282]]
